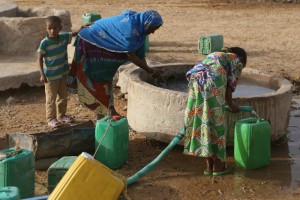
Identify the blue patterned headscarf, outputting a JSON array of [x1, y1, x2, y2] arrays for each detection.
[[78, 10, 163, 53]]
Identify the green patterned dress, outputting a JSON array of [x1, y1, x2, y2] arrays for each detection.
[[183, 52, 243, 161]]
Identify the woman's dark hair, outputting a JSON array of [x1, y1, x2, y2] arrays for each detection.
[[221, 47, 247, 66]]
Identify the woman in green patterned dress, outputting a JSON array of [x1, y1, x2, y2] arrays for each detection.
[[184, 47, 247, 175]]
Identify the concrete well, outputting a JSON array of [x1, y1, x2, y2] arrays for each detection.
[[126, 63, 293, 146]]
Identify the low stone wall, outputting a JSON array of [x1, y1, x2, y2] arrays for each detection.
[[0, 3, 72, 56]]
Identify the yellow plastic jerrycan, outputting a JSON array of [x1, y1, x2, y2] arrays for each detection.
[[48, 152, 125, 200]]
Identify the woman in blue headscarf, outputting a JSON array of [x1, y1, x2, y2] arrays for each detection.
[[68, 10, 163, 118]]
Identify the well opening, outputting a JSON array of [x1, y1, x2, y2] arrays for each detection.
[[147, 71, 279, 96]]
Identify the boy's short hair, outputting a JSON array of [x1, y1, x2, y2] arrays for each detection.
[[46, 16, 61, 25]]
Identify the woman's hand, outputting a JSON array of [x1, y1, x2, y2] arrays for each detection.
[[225, 86, 240, 112], [127, 52, 162, 77]]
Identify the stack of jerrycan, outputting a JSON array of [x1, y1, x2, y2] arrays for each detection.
[[0, 148, 35, 198], [234, 117, 271, 169]]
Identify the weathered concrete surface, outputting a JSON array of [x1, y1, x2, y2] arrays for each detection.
[[0, 56, 41, 90], [116, 63, 138, 94], [0, 7, 72, 56], [0, 0, 17, 17], [116, 59, 161, 94], [0, 39, 75, 91], [127, 64, 192, 145], [0, 7, 73, 91], [126, 63, 293, 146]]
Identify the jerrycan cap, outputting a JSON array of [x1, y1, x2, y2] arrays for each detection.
[[112, 115, 121, 121]]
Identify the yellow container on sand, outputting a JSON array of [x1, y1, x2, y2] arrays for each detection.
[[48, 152, 126, 200]]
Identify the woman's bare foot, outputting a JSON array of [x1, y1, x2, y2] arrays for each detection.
[[212, 157, 233, 175], [211, 157, 232, 175], [204, 157, 214, 175], [206, 157, 213, 172], [213, 157, 226, 172]]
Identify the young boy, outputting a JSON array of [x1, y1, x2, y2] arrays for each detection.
[[38, 16, 82, 127]]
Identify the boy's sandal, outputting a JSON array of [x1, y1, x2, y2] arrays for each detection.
[[58, 115, 74, 123], [203, 169, 212, 176], [48, 119, 61, 128], [212, 167, 233, 176]]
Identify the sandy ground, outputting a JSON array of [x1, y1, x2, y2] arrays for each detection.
[[1, 0, 300, 199]]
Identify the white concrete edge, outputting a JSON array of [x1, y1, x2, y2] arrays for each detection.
[[128, 63, 293, 99]]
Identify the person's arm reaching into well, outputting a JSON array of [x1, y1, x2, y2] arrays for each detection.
[[127, 52, 161, 78], [225, 86, 240, 113]]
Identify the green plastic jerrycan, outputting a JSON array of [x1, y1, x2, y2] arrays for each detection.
[[47, 156, 77, 193], [95, 116, 129, 169], [0, 148, 35, 198], [82, 13, 101, 25], [0, 186, 20, 200], [234, 118, 271, 169], [198, 34, 223, 55]]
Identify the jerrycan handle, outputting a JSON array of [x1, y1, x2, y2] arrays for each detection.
[[6, 148, 22, 157], [0, 148, 22, 161]]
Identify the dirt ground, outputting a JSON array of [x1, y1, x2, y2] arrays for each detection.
[[1, 0, 300, 199]]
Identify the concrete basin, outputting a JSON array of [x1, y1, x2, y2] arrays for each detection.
[[125, 63, 293, 146]]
